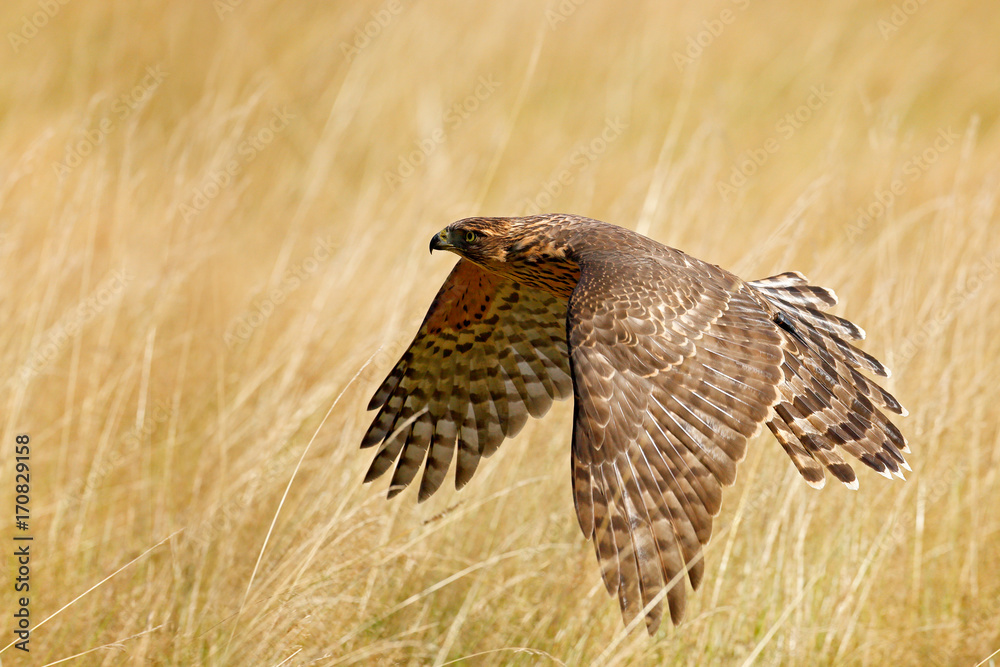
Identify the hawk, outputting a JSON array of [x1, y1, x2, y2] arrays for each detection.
[[360, 214, 908, 634]]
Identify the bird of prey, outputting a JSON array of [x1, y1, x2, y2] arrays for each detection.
[[360, 214, 908, 634]]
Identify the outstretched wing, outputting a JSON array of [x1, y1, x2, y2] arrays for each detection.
[[362, 259, 573, 500], [750, 272, 909, 489], [567, 249, 786, 633]]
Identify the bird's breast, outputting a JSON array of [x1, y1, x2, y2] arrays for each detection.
[[501, 256, 581, 300]]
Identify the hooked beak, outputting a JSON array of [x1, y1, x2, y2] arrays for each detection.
[[429, 229, 450, 254]]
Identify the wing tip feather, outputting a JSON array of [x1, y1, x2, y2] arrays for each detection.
[[805, 476, 826, 490]]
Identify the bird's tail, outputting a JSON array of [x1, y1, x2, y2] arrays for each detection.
[[749, 272, 909, 489]]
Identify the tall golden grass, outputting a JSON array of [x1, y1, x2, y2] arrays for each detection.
[[2, 0, 999, 664]]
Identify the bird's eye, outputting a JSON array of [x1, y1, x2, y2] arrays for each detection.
[[465, 231, 478, 243]]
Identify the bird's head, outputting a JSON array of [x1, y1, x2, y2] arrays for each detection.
[[429, 215, 581, 298], [429, 217, 517, 267]]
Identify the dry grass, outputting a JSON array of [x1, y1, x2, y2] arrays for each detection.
[[2, 0, 999, 664]]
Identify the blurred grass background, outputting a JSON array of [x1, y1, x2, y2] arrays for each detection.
[[1, 0, 999, 664]]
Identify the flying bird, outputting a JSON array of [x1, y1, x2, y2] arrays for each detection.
[[360, 214, 908, 634]]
